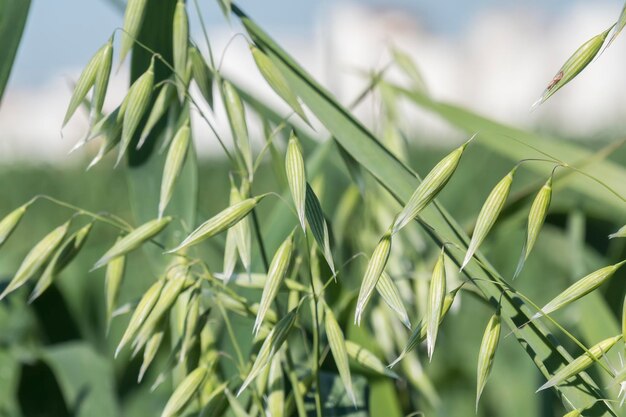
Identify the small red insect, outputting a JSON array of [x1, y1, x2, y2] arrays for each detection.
[[547, 71, 563, 91]]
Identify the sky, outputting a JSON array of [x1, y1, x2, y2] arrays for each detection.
[[10, 0, 619, 88], [3, 0, 626, 162]]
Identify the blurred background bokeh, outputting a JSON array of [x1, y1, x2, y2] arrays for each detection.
[[2, 1, 626, 416]]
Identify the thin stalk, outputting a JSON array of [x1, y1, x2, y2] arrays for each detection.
[[217, 302, 245, 370], [305, 236, 323, 417], [285, 351, 308, 417], [502, 133, 626, 203], [33, 194, 132, 231], [191, 0, 216, 69]]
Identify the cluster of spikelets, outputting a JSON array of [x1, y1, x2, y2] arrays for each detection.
[[2, 0, 626, 416]]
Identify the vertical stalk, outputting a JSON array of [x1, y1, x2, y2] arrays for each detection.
[[306, 237, 324, 417]]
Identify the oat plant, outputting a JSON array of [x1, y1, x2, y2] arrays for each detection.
[[3, 1, 626, 416]]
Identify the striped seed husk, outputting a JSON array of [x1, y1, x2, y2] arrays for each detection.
[[426, 248, 446, 360], [119, 0, 148, 65], [392, 142, 468, 233], [355, 232, 393, 326], [159, 123, 191, 217], [389, 284, 462, 368], [29, 223, 93, 302], [172, 0, 189, 99], [105, 252, 126, 329], [161, 366, 208, 417], [533, 260, 626, 319], [462, 167, 516, 270], [0, 221, 70, 300], [93, 217, 171, 270], [0, 204, 29, 248], [324, 303, 356, 405], [115, 279, 165, 357], [515, 177, 552, 278], [90, 36, 113, 124], [117, 60, 155, 166], [305, 182, 335, 273], [189, 45, 214, 108], [231, 181, 252, 273], [537, 335, 621, 391], [285, 132, 307, 231], [138, 320, 165, 382], [138, 82, 176, 149], [540, 27, 612, 103], [63, 42, 107, 127], [376, 271, 411, 328], [253, 231, 294, 335], [250, 45, 308, 123], [345, 340, 398, 379], [222, 80, 253, 178], [168, 195, 264, 253], [476, 312, 501, 410]]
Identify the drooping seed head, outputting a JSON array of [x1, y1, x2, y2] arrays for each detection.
[[93, 217, 171, 270], [159, 123, 191, 217], [426, 248, 447, 360], [462, 167, 516, 270], [172, 0, 189, 99], [533, 260, 626, 319], [324, 303, 356, 405], [390, 284, 462, 367], [515, 176, 553, 278], [161, 366, 208, 417], [305, 183, 335, 274], [29, 222, 93, 303], [189, 45, 214, 108], [250, 45, 308, 123], [0, 204, 29, 248], [393, 142, 468, 233], [376, 271, 411, 329], [238, 308, 298, 396], [90, 36, 113, 124], [476, 312, 501, 410], [168, 195, 265, 253], [345, 340, 398, 379], [253, 231, 294, 335], [133, 268, 188, 352], [105, 252, 126, 330], [230, 181, 252, 273], [537, 335, 622, 392], [285, 132, 307, 232], [115, 279, 164, 357], [63, 43, 107, 127], [355, 232, 393, 326], [222, 80, 253, 179], [138, 321, 165, 382], [0, 221, 70, 300], [138, 83, 176, 149], [119, 0, 148, 65], [117, 59, 155, 166], [538, 27, 612, 104]]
